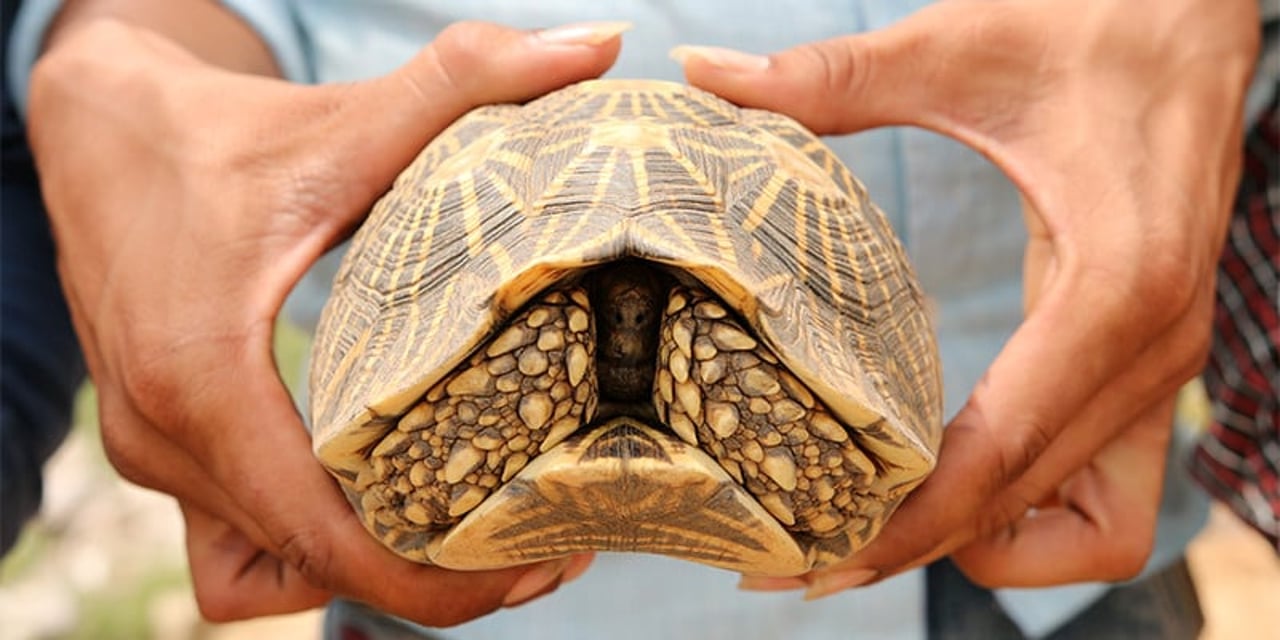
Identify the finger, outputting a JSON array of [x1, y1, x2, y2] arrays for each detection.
[[675, 2, 1041, 136], [950, 398, 1173, 586], [97, 307, 549, 622], [673, 31, 927, 135], [865, 268, 1161, 556], [94, 385, 277, 552], [799, 398, 1173, 596], [944, 282, 1211, 585], [968, 274, 1213, 525], [814, 284, 1205, 584], [172, 328, 562, 626], [501, 554, 592, 608], [800, 227, 1212, 586], [559, 552, 596, 585], [165, 23, 629, 622], [229, 21, 629, 315], [32, 18, 602, 625], [847, 184, 1206, 565], [181, 503, 332, 621], [314, 20, 627, 216]]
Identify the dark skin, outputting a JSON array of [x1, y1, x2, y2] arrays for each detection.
[[591, 263, 665, 401], [29, 9, 624, 622], [29, 0, 1257, 621]]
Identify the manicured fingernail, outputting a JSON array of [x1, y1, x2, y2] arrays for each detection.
[[670, 45, 770, 72], [803, 568, 878, 601], [503, 558, 572, 607], [537, 21, 632, 46], [738, 575, 808, 592]]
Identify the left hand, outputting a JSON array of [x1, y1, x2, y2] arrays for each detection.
[[675, 0, 1259, 594], [29, 17, 619, 623]]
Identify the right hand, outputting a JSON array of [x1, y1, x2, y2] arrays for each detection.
[[680, 0, 1256, 594], [27, 18, 622, 625]]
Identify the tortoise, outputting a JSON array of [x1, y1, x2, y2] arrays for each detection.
[[310, 79, 942, 577]]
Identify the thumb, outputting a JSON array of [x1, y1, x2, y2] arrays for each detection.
[[315, 21, 627, 208], [674, 1, 1046, 138]]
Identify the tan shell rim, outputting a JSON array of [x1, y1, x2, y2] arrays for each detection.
[[308, 80, 944, 561]]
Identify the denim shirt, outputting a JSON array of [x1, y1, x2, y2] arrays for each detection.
[[8, 1, 1216, 638]]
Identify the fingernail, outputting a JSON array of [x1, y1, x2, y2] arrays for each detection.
[[803, 568, 878, 601], [503, 558, 572, 607], [738, 575, 808, 592], [670, 45, 770, 72], [537, 21, 632, 46]]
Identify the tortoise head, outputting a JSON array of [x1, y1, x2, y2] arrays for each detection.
[[592, 261, 666, 402]]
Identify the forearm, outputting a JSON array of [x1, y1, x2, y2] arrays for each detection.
[[44, 0, 279, 76]]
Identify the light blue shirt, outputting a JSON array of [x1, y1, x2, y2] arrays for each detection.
[[9, 1, 1224, 638]]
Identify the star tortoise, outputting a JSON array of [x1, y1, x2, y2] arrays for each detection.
[[310, 79, 942, 577]]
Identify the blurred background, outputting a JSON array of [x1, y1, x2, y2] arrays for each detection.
[[1, 322, 1276, 640]]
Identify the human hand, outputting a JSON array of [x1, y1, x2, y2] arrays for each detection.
[[676, 0, 1259, 592], [28, 17, 621, 624]]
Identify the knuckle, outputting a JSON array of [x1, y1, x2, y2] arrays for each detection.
[[28, 56, 68, 117], [96, 394, 158, 487], [806, 42, 858, 95], [1076, 248, 1193, 336], [971, 495, 1034, 554], [431, 604, 498, 629], [187, 560, 243, 623], [1172, 285, 1214, 375], [100, 445, 140, 487], [1137, 257, 1195, 314], [30, 19, 123, 85], [960, 559, 1008, 590], [431, 21, 502, 92], [946, 399, 1054, 506], [278, 528, 341, 592], [981, 411, 1053, 492], [118, 352, 181, 427], [192, 586, 241, 623], [1170, 329, 1211, 387], [99, 420, 147, 484], [1123, 226, 1202, 320], [793, 41, 872, 130], [1099, 534, 1153, 581]]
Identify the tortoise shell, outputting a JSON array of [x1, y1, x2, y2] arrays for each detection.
[[310, 79, 941, 576]]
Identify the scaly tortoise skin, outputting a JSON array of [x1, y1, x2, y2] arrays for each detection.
[[310, 79, 942, 577]]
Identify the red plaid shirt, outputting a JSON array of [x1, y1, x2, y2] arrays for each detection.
[[1193, 92, 1279, 549]]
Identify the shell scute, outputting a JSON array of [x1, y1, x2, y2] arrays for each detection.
[[310, 80, 942, 566]]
